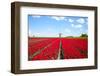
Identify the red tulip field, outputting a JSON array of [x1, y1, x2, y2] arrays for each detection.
[[28, 38, 88, 61]]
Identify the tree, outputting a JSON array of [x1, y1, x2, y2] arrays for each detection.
[[80, 33, 88, 37]]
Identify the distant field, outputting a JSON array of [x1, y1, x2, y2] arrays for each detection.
[[28, 37, 88, 61]]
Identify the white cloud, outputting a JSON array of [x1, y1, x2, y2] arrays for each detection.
[[29, 30, 33, 37], [51, 16, 66, 21], [75, 24, 82, 28], [65, 19, 67, 21], [32, 15, 41, 18], [71, 24, 82, 28], [29, 30, 41, 37], [68, 19, 74, 22], [31, 32, 41, 37], [35, 33, 40, 35], [71, 24, 74, 27], [77, 18, 85, 24]]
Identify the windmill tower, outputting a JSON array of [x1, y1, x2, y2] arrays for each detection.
[[59, 33, 62, 38]]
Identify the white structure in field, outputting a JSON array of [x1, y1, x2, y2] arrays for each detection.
[[59, 33, 62, 38]]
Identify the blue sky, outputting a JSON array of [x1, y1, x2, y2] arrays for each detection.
[[28, 15, 88, 37]]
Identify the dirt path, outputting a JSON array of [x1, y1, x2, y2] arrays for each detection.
[[57, 39, 64, 59]]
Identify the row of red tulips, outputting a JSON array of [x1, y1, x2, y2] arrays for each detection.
[[28, 38, 88, 60]]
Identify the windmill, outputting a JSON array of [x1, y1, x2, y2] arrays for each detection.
[[59, 33, 62, 38]]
